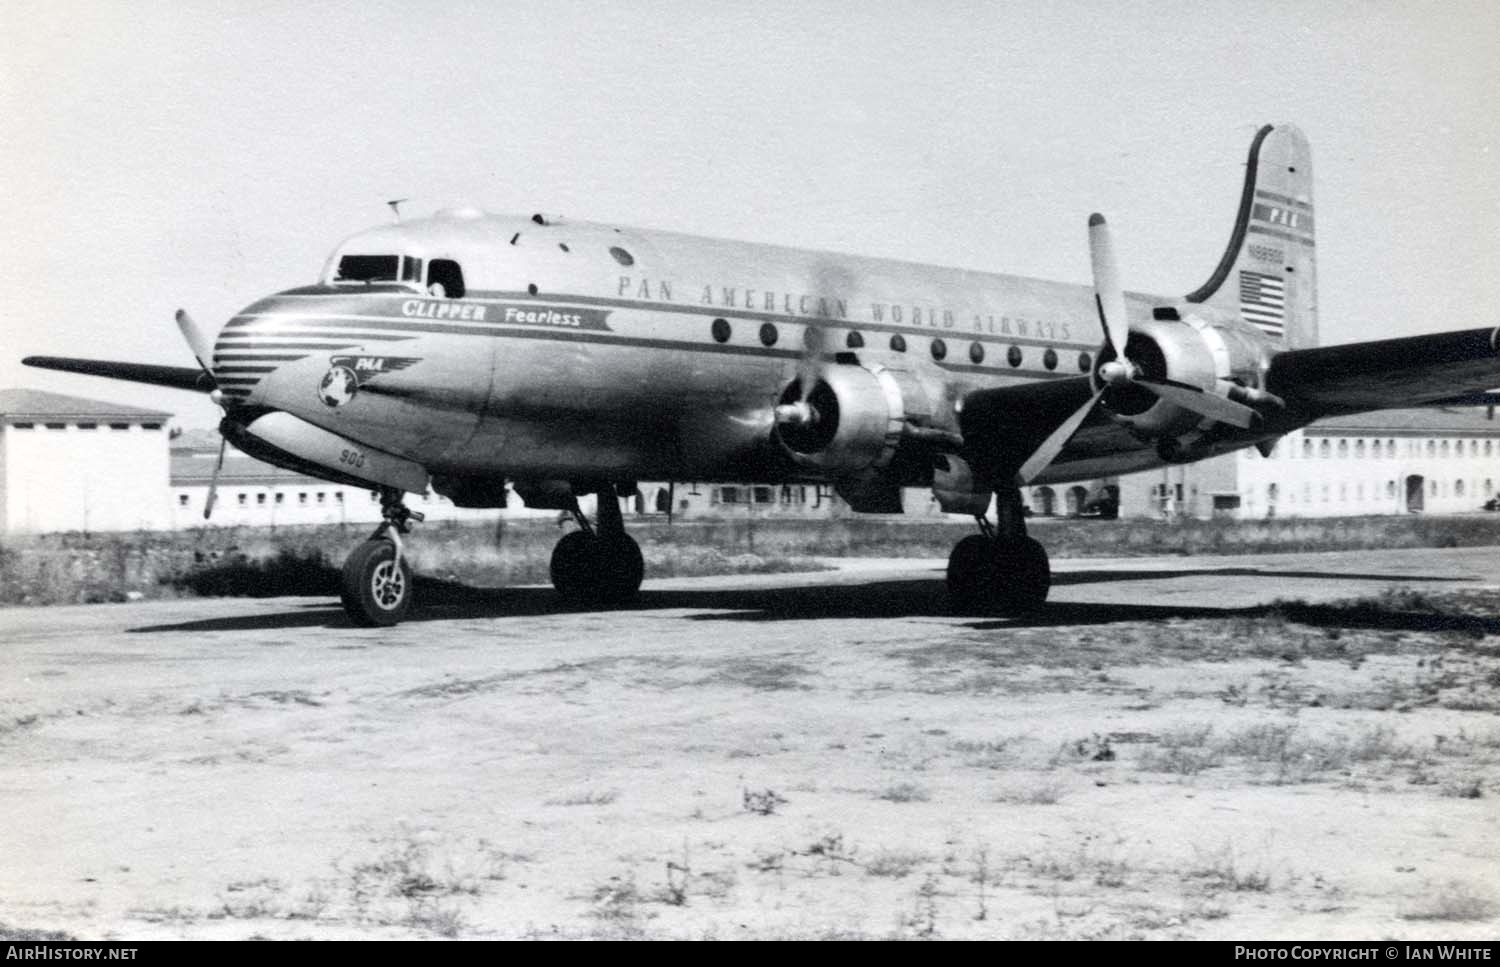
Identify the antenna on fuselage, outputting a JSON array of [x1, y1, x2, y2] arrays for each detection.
[[386, 198, 408, 222]]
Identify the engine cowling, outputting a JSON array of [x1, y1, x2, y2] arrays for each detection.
[[773, 364, 913, 475], [1097, 313, 1272, 439]]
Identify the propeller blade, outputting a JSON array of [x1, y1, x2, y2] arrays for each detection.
[[1136, 378, 1258, 429], [202, 437, 226, 520], [1015, 386, 1105, 486], [175, 309, 216, 382], [1088, 213, 1130, 364]]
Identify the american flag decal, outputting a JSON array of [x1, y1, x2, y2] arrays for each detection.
[[1238, 269, 1286, 337]]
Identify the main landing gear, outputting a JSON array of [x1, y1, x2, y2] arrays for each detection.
[[549, 486, 644, 606], [946, 488, 1051, 615], [341, 489, 424, 627]]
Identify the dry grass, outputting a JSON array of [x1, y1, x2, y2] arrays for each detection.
[[1399, 882, 1496, 922], [6, 513, 1500, 605]]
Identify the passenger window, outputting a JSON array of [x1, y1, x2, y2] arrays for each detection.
[[427, 259, 465, 298], [890, 334, 907, 353]]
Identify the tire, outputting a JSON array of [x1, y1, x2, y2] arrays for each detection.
[[550, 531, 644, 605], [597, 534, 644, 604], [550, 530, 599, 601], [340, 540, 413, 627], [991, 537, 1051, 614], [947, 534, 997, 613]]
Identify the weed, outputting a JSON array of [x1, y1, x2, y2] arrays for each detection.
[[1188, 844, 1272, 893], [1399, 882, 1495, 922], [546, 789, 619, 806], [878, 782, 931, 803], [742, 788, 788, 815], [863, 849, 931, 879]]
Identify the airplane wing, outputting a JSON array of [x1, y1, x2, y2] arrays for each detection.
[[22, 356, 211, 392], [1265, 326, 1500, 417]]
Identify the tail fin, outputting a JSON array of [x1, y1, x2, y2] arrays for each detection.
[[1186, 124, 1317, 348]]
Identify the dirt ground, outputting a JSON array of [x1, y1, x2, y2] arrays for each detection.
[[1, 546, 1497, 939]]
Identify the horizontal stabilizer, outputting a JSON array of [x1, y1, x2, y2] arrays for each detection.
[[22, 356, 211, 393]]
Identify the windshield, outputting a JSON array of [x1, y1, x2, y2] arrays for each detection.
[[334, 254, 426, 285]]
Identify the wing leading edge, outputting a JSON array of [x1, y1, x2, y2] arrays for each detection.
[[22, 356, 211, 393], [1265, 326, 1500, 417]]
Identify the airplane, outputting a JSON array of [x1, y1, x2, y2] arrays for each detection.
[[22, 123, 1500, 627]]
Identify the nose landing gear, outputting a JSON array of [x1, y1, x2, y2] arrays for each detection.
[[549, 485, 644, 606], [341, 488, 425, 627], [946, 488, 1051, 615]]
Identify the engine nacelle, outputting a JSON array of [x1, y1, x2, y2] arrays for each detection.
[[773, 364, 912, 475], [1098, 313, 1273, 439]]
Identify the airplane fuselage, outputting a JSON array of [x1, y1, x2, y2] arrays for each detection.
[[216, 209, 1267, 498]]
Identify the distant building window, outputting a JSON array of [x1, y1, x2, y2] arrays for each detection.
[[1303, 439, 1313, 458], [178, 494, 189, 507], [1043, 348, 1058, 370], [45, 423, 66, 430], [1456, 479, 1465, 497], [1486, 479, 1494, 495], [77, 422, 97, 430], [317, 492, 326, 504], [1008, 345, 1023, 368], [108, 422, 129, 430], [889, 334, 907, 353], [1372, 441, 1381, 458], [930, 338, 947, 361], [718, 486, 741, 504], [256, 494, 266, 505], [12, 422, 33, 429], [1441, 440, 1450, 458], [1386, 480, 1396, 498], [1337, 440, 1348, 458], [1320, 440, 1330, 458], [1427, 440, 1436, 457], [275, 493, 284, 504], [142, 423, 162, 430], [335, 492, 344, 503], [1487, 441, 1494, 457], [1355, 440, 1365, 458], [753, 486, 774, 504], [299, 493, 308, 505], [237, 494, 247, 506]]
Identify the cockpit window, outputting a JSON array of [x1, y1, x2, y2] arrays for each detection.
[[335, 255, 400, 283], [427, 259, 465, 298], [401, 256, 423, 283]]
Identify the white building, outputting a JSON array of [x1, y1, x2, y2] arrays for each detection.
[[1116, 407, 1500, 519], [0, 389, 172, 533]]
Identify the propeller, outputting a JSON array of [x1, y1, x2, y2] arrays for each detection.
[[202, 437, 226, 520], [176, 308, 231, 519], [1014, 214, 1258, 486]]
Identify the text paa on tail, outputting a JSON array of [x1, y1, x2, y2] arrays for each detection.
[[1187, 124, 1317, 349]]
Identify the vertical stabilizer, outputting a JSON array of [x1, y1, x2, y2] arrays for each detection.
[[1186, 124, 1317, 348]]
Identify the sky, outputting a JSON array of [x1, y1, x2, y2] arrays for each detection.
[[2, 0, 1497, 428]]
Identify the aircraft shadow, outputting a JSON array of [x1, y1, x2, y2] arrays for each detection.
[[126, 564, 1482, 634]]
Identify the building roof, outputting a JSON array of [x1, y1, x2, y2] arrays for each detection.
[[0, 388, 173, 423], [1307, 407, 1500, 436], [171, 432, 331, 488]]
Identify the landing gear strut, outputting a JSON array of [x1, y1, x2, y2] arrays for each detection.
[[549, 485, 644, 606], [946, 488, 1051, 615], [341, 488, 425, 627]]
